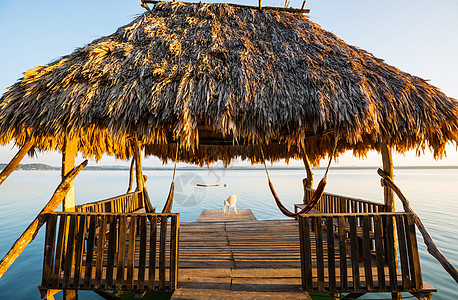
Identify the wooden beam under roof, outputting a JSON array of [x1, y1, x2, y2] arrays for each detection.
[[142, 0, 310, 14]]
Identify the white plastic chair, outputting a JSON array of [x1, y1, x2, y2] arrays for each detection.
[[223, 195, 238, 214]]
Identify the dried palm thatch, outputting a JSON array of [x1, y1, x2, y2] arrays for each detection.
[[0, 1, 457, 165]]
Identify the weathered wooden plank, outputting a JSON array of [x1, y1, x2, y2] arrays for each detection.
[[196, 209, 257, 222], [349, 216, 360, 290], [84, 215, 97, 288], [406, 214, 422, 289], [73, 215, 86, 288], [315, 216, 324, 291], [298, 217, 306, 290], [63, 215, 77, 288], [326, 217, 336, 291], [42, 214, 57, 286], [299, 217, 312, 290], [94, 215, 107, 289], [374, 215, 386, 291], [362, 216, 373, 291], [116, 215, 127, 290], [137, 216, 147, 290], [159, 215, 168, 290], [53, 215, 67, 287], [148, 215, 157, 290], [395, 215, 410, 290], [126, 215, 137, 289], [385, 216, 398, 291], [105, 215, 118, 289], [338, 216, 348, 291], [170, 215, 179, 291]]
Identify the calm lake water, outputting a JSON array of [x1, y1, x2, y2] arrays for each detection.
[[0, 168, 457, 299]]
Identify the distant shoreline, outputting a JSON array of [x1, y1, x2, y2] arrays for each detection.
[[2, 163, 458, 171]]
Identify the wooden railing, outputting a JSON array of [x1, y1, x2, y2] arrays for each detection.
[[298, 212, 424, 293], [75, 191, 145, 213], [40, 212, 179, 293], [305, 189, 386, 213]]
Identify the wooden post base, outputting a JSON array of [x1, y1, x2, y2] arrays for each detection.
[[411, 292, 433, 300], [38, 286, 60, 300], [63, 290, 78, 300]]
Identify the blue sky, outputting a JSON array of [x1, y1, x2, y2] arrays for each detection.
[[0, 0, 457, 167]]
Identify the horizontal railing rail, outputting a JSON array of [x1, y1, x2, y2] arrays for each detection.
[[75, 191, 144, 213], [40, 212, 179, 294], [305, 189, 386, 214], [298, 212, 423, 293]]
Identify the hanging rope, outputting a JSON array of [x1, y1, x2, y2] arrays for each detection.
[[161, 144, 178, 213], [261, 142, 337, 218]]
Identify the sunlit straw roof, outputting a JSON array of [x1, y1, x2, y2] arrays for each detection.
[[1, 2, 457, 165]]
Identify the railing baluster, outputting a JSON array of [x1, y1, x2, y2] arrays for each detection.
[[105, 215, 118, 289], [42, 214, 57, 287], [148, 215, 157, 290], [170, 215, 179, 291], [84, 215, 97, 288], [374, 215, 386, 291], [54, 215, 67, 287], [362, 216, 373, 291], [349, 216, 360, 291], [95, 215, 107, 289], [406, 214, 422, 289], [395, 215, 410, 290], [385, 215, 398, 291], [159, 215, 168, 290], [338, 216, 347, 291], [315, 216, 325, 291], [116, 216, 127, 290], [73, 215, 86, 288], [138, 216, 147, 290], [326, 217, 336, 291], [299, 216, 313, 290], [127, 215, 137, 290], [63, 215, 76, 288]]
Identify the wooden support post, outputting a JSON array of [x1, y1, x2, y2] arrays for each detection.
[[380, 142, 400, 299], [0, 160, 87, 279], [0, 138, 34, 187], [131, 138, 154, 212], [62, 137, 78, 212], [126, 158, 134, 193], [132, 138, 144, 191], [381, 142, 395, 213], [302, 154, 314, 204], [61, 137, 78, 300]]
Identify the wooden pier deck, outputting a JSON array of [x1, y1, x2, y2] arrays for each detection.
[[174, 219, 308, 299], [196, 209, 257, 222]]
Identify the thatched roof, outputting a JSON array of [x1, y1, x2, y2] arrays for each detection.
[[1, 1, 457, 165]]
